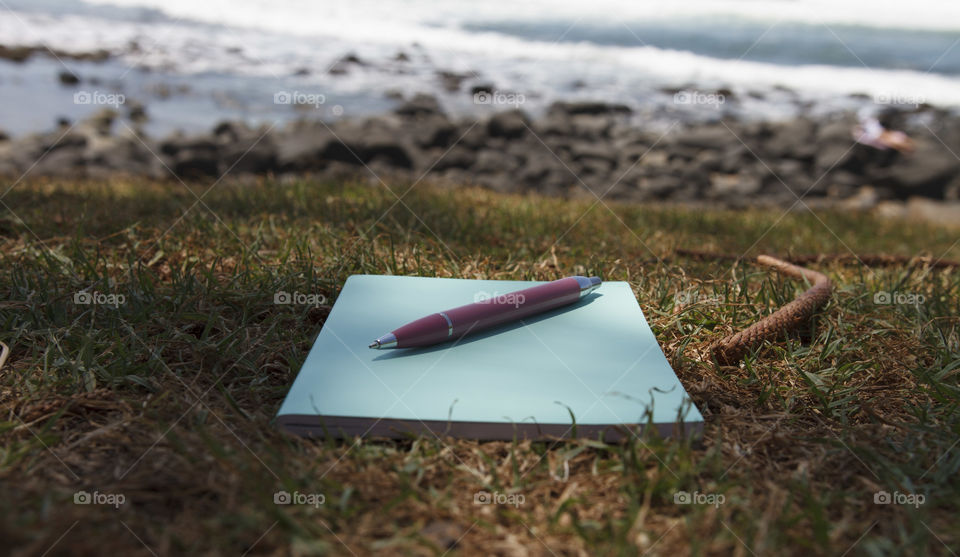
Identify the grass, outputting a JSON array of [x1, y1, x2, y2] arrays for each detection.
[[1, 176, 958, 556]]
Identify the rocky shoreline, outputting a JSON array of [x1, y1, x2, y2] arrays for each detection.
[[2, 94, 959, 210]]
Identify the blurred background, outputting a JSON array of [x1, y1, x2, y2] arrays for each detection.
[[3, 0, 960, 214], [3, 0, 959, 135]]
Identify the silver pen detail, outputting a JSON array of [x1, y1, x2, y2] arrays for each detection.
[[368, 332, 398, 349], [439, 312, 454, 337], [575, 276, 602, 298]]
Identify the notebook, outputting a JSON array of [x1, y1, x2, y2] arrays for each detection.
[[276, 275, 703, 440]]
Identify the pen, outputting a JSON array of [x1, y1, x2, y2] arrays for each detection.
[[368, 276, 602, 349]]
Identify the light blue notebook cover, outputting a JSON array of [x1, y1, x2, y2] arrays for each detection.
[[276, 275, 703, 440]]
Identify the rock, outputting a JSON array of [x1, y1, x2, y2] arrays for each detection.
[[58, 71, 80, 86], [173, 149, 219, 178], [548, 101, 632, 116], [127, 102, 148, 123], [637, 175, 679, 199], [275, 122, 334, 170], [536, 112, 573, 137], [516, 151, 561, 183], [412, 115, 459, 149], [342, 53, 366, 65], [430, 145, 476, 171], [568, 114, 614, 140], [213, 121, 241, 143], [393, 51, 410, 62], [714, 144, 748, 174], [669, 158, 710, 194], [316, 138, 363, 167], [313, 118, 416, 170], [569, 141, 617, 169], [220, 132, 277, 174], [394, 94, 443, 117], [157, 133, 222, 177], [487, 110, 529, 139], [85, 109, 118, 136], [363, 140, 414, 169], [771, 159, 812, 194], [813, 115, 859, 173], [709, 172, 762, 197], [31, 147, 85, 176], [470, 84, 494, 96], [437, 70, 470, 92], [473, 149, 520, 176], [160, 134, 217, 157], [0, 45, 110, 63], [328, 52, 367, 74], [0, 45, 33, 63], [879, 139, 959, 198], [764, 117, 817, 159], [83, 132, 157, 177], [815, 142, 858, 175], [674, 125, 732, 150], [693, 149, 724, 172]]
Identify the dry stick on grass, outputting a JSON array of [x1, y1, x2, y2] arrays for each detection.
[[676, 248, 960, 269], [713, 255, 833, 365], [0, 342, 9, 373]]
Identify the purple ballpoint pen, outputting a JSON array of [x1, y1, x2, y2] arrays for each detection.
[[368, 276, 601, 349]]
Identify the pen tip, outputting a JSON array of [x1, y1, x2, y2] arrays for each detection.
[[368, 341, 379, 349]]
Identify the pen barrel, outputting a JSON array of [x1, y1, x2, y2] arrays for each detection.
[[392, 277, 584, 348]]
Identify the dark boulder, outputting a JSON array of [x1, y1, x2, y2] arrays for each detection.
[[275, 123, 334, 170], [363, 141, 414, 169], [58, 71, 80, 86], [430, 145, 476, 171], [548, 101, 632, 116], [487, 110, 529, 139], [879, 139, 960, 198], [412, 115, 459, 149], [220, 134, 277, 174]]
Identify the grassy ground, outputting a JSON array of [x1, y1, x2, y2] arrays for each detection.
[[1, 176, 959, 556]]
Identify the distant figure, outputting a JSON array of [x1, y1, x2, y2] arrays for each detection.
[[853, 115, 915, 154]]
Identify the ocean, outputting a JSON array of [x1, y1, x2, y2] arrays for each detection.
[[2, 0, 959, 136]]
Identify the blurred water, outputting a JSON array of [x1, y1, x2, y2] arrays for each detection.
[[2, 0, 959, 135]]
